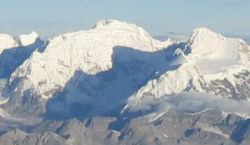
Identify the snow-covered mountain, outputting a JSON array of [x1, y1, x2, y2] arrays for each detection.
[[126, 27, 250, 112], [9, 20, 173, 100], [0, 20, 250, 145], [1, 19, 249, 115]]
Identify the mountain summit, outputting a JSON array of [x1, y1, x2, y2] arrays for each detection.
[[187, 27, 249, 74]]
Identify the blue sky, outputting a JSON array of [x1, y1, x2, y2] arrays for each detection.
[[0, 0, 249, 40]]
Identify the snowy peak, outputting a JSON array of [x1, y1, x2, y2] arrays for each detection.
[[0, 32, 40, 54], [94, 19, 144, 31], [94, 19, 129, 28], [0, 34, 19, 54], [186, 27, 250, 75], [125, 28, 250, 112], [19, 31, 39, 47], [188, 27, 237, 60], [93, 19, 152, 41], [189, 27, 219, 39], [188, 27, 248, 60], [9, 20, 172, 99]]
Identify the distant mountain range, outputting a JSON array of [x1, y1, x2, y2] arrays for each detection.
[[0, 20, 250, 145]]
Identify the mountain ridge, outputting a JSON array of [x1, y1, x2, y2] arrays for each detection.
[[0, 19, 250, 145], [0, 20, 249, 113]]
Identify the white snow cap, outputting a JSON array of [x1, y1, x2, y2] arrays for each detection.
[[19, 31, 39, 46], [94, 19, 121, 28], [94, 19, 139, 29]]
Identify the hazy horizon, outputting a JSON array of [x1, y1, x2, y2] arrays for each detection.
[[0, 0, 249, 42]]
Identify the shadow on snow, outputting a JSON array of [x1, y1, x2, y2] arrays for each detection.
[[45, 42, 190, 124], [0, 38, 48, 79]]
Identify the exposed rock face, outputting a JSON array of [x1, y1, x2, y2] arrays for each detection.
[[0, 129, 67, 145], [1, 109, 249, 145]]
